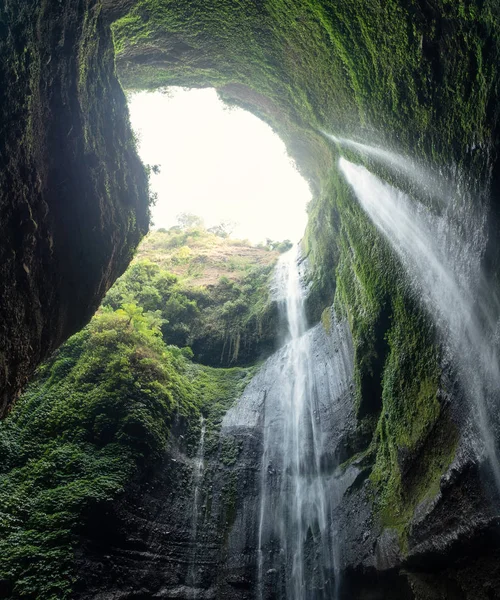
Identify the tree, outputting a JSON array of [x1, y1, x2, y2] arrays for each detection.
[[207, 219, 237, 238], [264, 238, 293, 253], [176, 212, 205, 230]]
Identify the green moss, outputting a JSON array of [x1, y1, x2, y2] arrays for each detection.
[[304, 162, 461, 545], [219, 436, 242, 466], [370, 414, 458, 553], [368, 296, 458, 550], [0, 307, 201, 598], [320, 307, 332, 333], [381, 297, 440, 451], [112, 0, 499, 178], [184, 362, 256, 456], [304, 166, 458, 550]]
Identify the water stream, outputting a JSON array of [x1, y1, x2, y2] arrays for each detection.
[[339, 157, 500, 490], [257, 246, 338, 599], [323, 132, 455, 204], [187, 416, 207, 598]]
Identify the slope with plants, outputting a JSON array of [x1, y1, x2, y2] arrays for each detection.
[[104, 225, 285, 365], [0, 226, 275, 599]]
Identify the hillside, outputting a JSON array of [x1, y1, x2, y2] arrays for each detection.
[[136, 227, 281, 287], [104, 226, 285, 366]]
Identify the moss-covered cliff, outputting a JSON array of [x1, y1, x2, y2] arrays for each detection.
[[2, 0, 500, 598], [109, 0, 500, 176], [0, 0, 150, 417]]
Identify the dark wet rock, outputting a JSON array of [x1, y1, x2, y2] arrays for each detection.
[[374, 529, 403, 571], [0, 0, 149, 415], [73, 314, 500, 600]]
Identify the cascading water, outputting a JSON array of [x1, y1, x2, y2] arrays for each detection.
[[257, 246, 338, 600], [339, 157, 500, 490], [187, 416, 206, 597], [323, 132, 458, 206]]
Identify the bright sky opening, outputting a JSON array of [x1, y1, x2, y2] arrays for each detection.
[[128, 88, 312, 244]]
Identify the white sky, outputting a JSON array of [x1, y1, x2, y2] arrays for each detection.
[[128, 88, 311, 244]]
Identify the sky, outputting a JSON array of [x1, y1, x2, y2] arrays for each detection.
[[127, 88, 311, 244]]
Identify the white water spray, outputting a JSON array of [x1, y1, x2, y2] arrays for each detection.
[[339, 157, 500, 490], [323, 132, 457, 205], [257, 246, 338, 599]]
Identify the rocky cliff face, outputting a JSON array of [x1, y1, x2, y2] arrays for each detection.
[[72, 309, 500, 600], [0, 0, 149, 416]]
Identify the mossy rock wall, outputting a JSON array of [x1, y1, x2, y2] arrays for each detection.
[[0, 0, 150, 416]]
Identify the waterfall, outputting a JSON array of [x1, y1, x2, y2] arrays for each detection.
[[323, 132, 457, 206], [339, 157, 500, 490], [257, 246, 338, 600], [187, 416, 207, 597]]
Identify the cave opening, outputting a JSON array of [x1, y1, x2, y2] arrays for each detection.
[[127, 87, 312, 244]]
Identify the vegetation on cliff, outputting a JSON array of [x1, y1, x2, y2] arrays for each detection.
[[0, 226, 275, 598], [0, 307, 186, 598], [104, 224, 282, 365]]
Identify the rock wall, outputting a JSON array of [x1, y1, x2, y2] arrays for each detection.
[[0, 0, 149, 416], [73, 312, 500, 600]]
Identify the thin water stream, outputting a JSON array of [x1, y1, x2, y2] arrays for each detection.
[[187, 416, 207, 598]]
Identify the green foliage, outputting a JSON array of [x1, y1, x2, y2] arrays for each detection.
[[0, 308, 200, 598], [262, 238, 294, 253], [104, 229, 280, 365]]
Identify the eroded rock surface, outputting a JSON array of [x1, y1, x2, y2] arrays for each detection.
[[0, 0, 149, 415], [73, 314, 500, 600]]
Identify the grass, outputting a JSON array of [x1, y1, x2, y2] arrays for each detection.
[[138, 227, 279, 286]]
